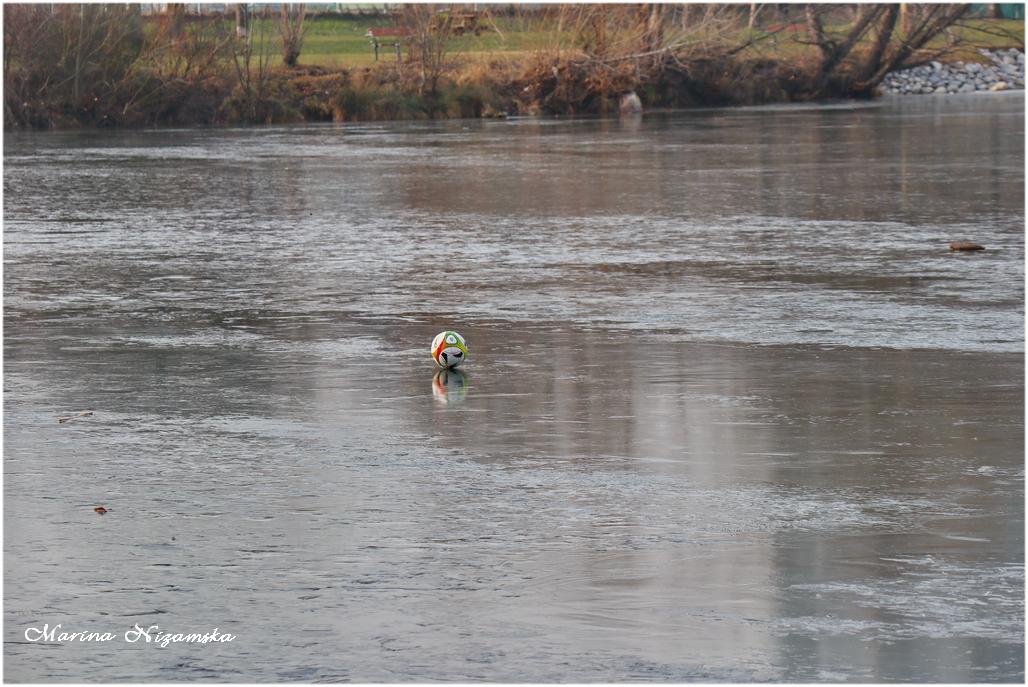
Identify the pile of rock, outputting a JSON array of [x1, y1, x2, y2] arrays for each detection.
[[880, 48, 1024, 95]]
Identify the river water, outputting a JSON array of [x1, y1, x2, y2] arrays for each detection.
[[4, 93, 1024, 682]]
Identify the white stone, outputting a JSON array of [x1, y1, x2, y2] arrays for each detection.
[[619, 91, 642, 114]]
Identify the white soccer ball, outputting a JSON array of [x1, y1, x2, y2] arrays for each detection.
[[431, 330, 468, 369]]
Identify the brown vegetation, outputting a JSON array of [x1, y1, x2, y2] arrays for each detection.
[[4, 4, 232, 127], [804, 4, 971, 97], [4, 3, 1013, 130], [278, 3, 307, 68]]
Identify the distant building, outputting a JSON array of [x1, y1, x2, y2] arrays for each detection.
[[142, 4, 395, 16]]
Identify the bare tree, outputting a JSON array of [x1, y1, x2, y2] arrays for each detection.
[[4, 3, 235, 127], [4, 4, 144, 124], [861, 4, 971, 86], [804, 3, 970, 95], [900, 3, 915, 35], [164, 3, 186, 41], [806, 4, 885, 81], [398, 5, 457, 96], [234, 3, 249, 38], [279, 3, 306, 68], [748, 3, 762, 33], [519, 4, 761, 115], [230, 6, 274, 120], [559, 3, 746, 65], [121, 6, 232, 113]]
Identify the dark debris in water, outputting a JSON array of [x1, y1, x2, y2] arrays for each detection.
[[58, 411, 94, 423], [950, 241, 986, 252]]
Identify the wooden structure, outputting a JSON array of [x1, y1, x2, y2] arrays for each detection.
[[433, 11, 483, 36], [366, 27, 412, 61]]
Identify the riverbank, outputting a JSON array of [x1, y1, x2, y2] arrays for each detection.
[[4, 6, 1023, 129], [0, 57, 806, 128], [210, 47, 1028, 125], [15, 49, 1025, 130]]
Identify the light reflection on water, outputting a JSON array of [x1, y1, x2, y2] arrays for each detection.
[[3, 93, 1024, 682]]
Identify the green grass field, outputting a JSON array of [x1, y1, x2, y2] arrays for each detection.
[[234, 14, 564, 68], [232, 14, 1023, 69]]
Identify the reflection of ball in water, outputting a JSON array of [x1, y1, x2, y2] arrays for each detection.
[[431, 330, 468, 369], [432, 368, 468, 404]]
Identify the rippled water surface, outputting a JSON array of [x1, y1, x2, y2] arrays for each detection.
[[4, 94, 1024, 682]]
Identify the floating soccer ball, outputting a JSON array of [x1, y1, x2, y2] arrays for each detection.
[[431, 330, 468, 369]]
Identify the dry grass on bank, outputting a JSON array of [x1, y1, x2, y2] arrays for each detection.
[[3, 5, 1024, 129]]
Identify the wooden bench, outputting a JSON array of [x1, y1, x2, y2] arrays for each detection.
[[365, 27, 413, 61]]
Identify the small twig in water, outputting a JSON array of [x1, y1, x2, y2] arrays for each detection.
[[58, 411, 94, 423]]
